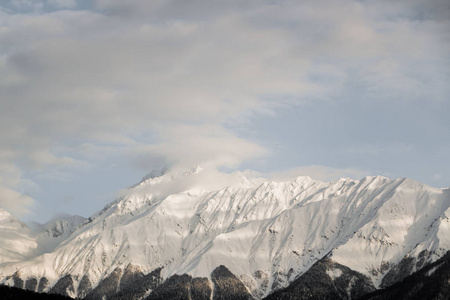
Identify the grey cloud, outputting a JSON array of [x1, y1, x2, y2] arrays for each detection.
[[129, 124, 267, 170], [0, 185, 34, 217], [46, 0, 77, 9], [0, 0, 448, 217], [0, 164, 35, 217], [265, 165, 368, 183]]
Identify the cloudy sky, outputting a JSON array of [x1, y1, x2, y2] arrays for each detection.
[[1, 0, 449, 223]]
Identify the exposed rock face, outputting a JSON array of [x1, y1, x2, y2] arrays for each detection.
[[12, 272, 24, 289], [111, 267, 162, 300], [147, 274, 195, 300], [211, 265, 253, 300], [243, 270, 270, 299], [146, 273, 211, 300], [146, 266, 253, 300], [25, 276, 38, 291], [191, 277, 212, 300], [239, 270, 271, 299], [270, 269, 293, 292], [49, 275, 75, 297], [85, 268, 122, 300], [380, 250, 431, 288], [264, 257, 375, 300], [360, 251, 450, 300], [381, 256, 415, 288], [77, 274, 92, 299], [37, 277, 49, 293], [119, 264, 144, 291]]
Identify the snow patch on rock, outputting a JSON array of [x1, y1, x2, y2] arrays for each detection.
[[326, 268, 343, 280]]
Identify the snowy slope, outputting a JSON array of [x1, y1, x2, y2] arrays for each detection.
[[0, 210, 85, 265], [0, 168, 449, 299], [331, 178, 450, 286], [0, 209, 37, 264], [34, 214, 87, 255]]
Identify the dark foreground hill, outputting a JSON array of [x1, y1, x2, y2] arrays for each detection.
[[0, 285, 72, 300]]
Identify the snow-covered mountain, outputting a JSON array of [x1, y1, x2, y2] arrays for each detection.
[[0, 209, 37, 264], [1, 167, 449, 299], [0, 210, 85, 265]]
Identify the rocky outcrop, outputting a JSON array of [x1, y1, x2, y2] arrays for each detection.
[[380, 250, 431, 288], [77, 275, 92, 299], [49, 275, 75, 297], [191, 277, 213, 300], [37, 277, 49, 293], [146, 273, 211, 300], [211, 265, 253, 300], [264, 257, 375, 300], [360, 251, 450, 300], [111, 267, 162, 300], [85, 268, 122, 300], [119, 264, 144, 291], [145, 265, 252, 300], [4, 271, 24, 289], [25, 276, 38, 291], [240, 270, 270, 299]]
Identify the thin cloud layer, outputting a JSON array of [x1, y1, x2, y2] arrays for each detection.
[[130, 124, 267, 170], [266, 166, 368, 183], [0, 0, 448, 219]]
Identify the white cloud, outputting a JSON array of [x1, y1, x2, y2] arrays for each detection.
[[0, 0, 448, 217], [264, 165, 368, 183], [0, 185, 34, 217], [118, 167, 254, 201], [0, 164, 35, 218], [129, 124, 267, 170]]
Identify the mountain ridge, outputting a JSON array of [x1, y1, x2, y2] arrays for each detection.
[[0, 168, 449, 299]]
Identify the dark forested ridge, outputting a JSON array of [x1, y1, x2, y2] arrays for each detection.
[[358, 251, 450, 300], [2, 253, 449, 300], [0, 284, 72, 300], [263, 256, 375, 300], [263, 252, 450, 300]]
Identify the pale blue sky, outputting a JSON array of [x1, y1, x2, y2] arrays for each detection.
[[0, 0, 449, 223]]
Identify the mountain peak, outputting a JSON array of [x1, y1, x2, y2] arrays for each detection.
[[0, 208, 17, 223], [1, 172, 448, 299], [136, 166, 203, 186], [140, 167, 170, 182]]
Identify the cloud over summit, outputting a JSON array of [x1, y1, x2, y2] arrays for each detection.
[[0, 0, 449, 220]]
